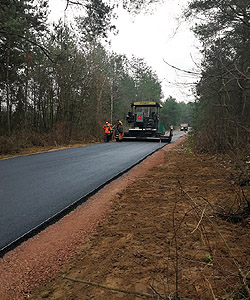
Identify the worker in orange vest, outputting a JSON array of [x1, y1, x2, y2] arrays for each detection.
[[102, 121, 112, 142], [116, 119, 123, 141]]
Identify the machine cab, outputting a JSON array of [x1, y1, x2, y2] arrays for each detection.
[[126, 101, 161, 130]]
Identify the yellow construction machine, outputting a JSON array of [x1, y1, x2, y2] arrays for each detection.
[[116, 101, 172, 142]]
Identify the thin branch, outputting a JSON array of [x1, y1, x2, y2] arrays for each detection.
[[150, 285, 166, 300], [179, 184, 250, 298], [0, 30, 54, 62], [65, 0, 84, 9], [62, 275, 164, 298], [234, 63, 250, 81], [191, 204, 206, 234], [228, 119, 250, 133], [172, 199, 179, 297], [204, 276, 216, 300], [162, 59, 201, 75]]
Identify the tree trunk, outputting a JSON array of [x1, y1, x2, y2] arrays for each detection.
[[24, 49, 30, 124], [6, 40, 11, 135], [110, 80, 113, 125]]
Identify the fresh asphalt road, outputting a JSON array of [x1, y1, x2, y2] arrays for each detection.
[[0, 131, 186, 251]]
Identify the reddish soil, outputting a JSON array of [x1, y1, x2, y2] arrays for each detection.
[[0, 136, 249, 300]]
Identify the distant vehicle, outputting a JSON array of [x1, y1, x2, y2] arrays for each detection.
[[180, 123, 189, 131]]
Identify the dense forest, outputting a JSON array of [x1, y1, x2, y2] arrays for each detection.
[[0, 0, 191, 154], [186, 0, 250, 158], [0, 0, 249, 161]]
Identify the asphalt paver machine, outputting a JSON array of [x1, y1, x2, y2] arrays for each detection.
[[119, 101, 172, 142]]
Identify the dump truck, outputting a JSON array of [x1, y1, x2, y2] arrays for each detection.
[[115, 101, 172, 142]]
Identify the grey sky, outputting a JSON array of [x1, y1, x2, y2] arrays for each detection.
[[48, 0, 201, 102]]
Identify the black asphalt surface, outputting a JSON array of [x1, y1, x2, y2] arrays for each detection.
[[0, 131, 186, 252]]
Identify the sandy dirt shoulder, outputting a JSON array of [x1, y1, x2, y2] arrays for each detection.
[[0, 136, 249, 300]]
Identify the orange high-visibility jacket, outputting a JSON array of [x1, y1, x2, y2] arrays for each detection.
[[108, 123, 113, 132], [103, 123, 112, 134]]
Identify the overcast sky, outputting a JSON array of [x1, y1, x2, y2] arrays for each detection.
[[48, 0, 201, 102]]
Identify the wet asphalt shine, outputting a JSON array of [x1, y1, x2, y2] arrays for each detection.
[[0, 131, 186, 256]]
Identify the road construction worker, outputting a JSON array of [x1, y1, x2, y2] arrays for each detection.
[[116, 119, 123, 141], [102, 121, 112, 142]]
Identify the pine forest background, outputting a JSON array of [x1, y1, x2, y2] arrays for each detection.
[[0, 0, 249, 163]]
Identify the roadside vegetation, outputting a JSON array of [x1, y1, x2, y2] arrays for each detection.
[[1, 1, 249, 156], [185, 0, 250, 229], [0, 0, 192, 155], [0, 0, 249, 299]]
